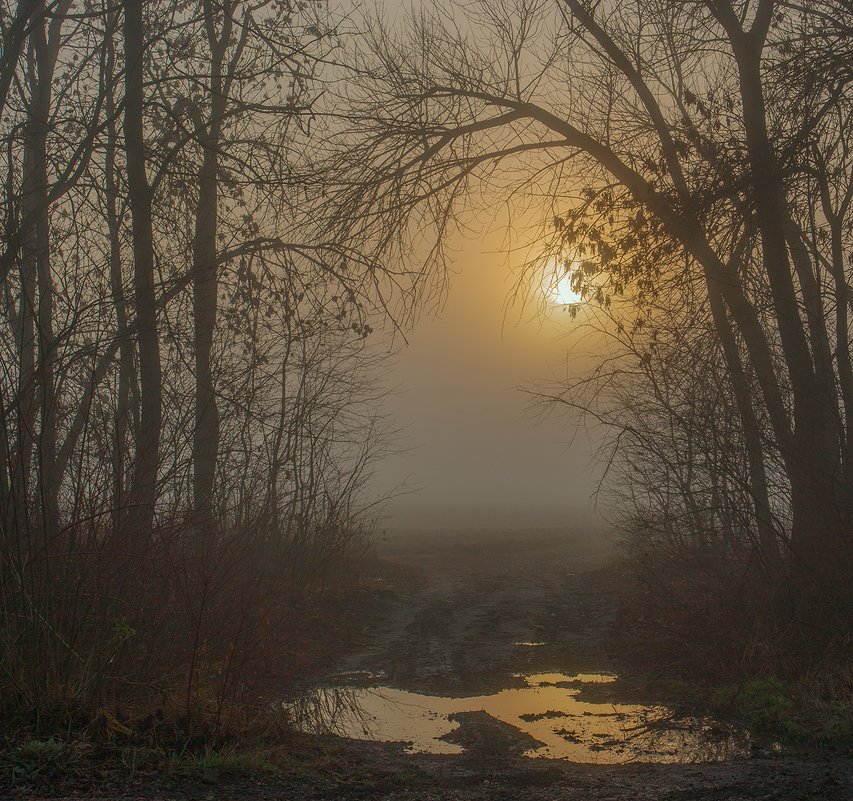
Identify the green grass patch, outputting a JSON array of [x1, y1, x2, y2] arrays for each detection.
[[654, 660, 853, 747], [4, 738, 91, 785], [704, 671, 853, 744], [166, 747, 277, 780]]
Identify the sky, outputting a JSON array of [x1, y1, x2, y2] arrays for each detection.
[[370, 221, 609, 533], [351, 0, 609, 533]]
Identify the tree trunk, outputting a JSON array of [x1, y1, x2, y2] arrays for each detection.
[[733, 43, 846, 589], [191, 0, 230, 524], [123, 0, 162, 539], [20, 12, 61, 535], [707, 283, 779, 571], [15, 137, 37, 535], [788, 460, 853, 634], [191, 133, 220, 523], [105, 9, 132, 541]]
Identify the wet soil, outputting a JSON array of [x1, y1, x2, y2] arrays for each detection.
[[331, 529, 622, 698], [22, 746, 851, 801], [305, 529, 851, 798]]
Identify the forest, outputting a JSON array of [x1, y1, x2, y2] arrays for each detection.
[[0, 1, 851, 799]]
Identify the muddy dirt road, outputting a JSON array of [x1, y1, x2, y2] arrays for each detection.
[[333, 529, 620, 696], [282, 529, 851, 800]]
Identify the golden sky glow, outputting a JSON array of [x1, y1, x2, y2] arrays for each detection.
[[372, 224, 606, 531]]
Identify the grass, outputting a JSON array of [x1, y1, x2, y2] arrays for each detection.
[[0, 701, 395, 795], [0, 709, 286, 792], [166, 747, 277, 779], [4, 738, 90, 786], [664, 664, 853, 746]]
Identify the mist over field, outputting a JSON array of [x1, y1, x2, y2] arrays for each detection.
[[373, 229, 607, 535]]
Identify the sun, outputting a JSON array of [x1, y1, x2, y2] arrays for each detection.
[[544, 259, 583, 306], [550, 272, 583, 305]]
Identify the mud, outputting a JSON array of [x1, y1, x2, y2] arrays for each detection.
[[333, 529, 621, 697]]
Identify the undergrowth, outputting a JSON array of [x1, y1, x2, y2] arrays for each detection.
[[0, 707, 352, 794]]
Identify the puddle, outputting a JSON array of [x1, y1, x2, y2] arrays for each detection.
[[288, 672, 749, 763], [522, 672, 616, 685]]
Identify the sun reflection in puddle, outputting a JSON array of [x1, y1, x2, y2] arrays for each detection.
[[289, 673, 749, 763]]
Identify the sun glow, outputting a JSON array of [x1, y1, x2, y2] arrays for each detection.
[[544, 259, 583, 306]]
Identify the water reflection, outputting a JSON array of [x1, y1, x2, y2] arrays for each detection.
[[288, 672, 749, 763], [522, 672, 617, 685]]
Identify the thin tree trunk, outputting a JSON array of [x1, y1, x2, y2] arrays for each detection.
[[29, 43, 59, 535], [16, 134, 37, 535], [191, 0, 230, 524], [105, 9, 131, 541], [708, 281, 779, 571], [191, 136, 220, 523], [123, 0, 162, 539]]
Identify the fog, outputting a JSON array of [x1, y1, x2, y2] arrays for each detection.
[[3, 0, 848, 794], [372, 225, 607, 533]]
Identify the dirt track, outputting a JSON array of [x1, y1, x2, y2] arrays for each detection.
[[334, 529, 620, 696]]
